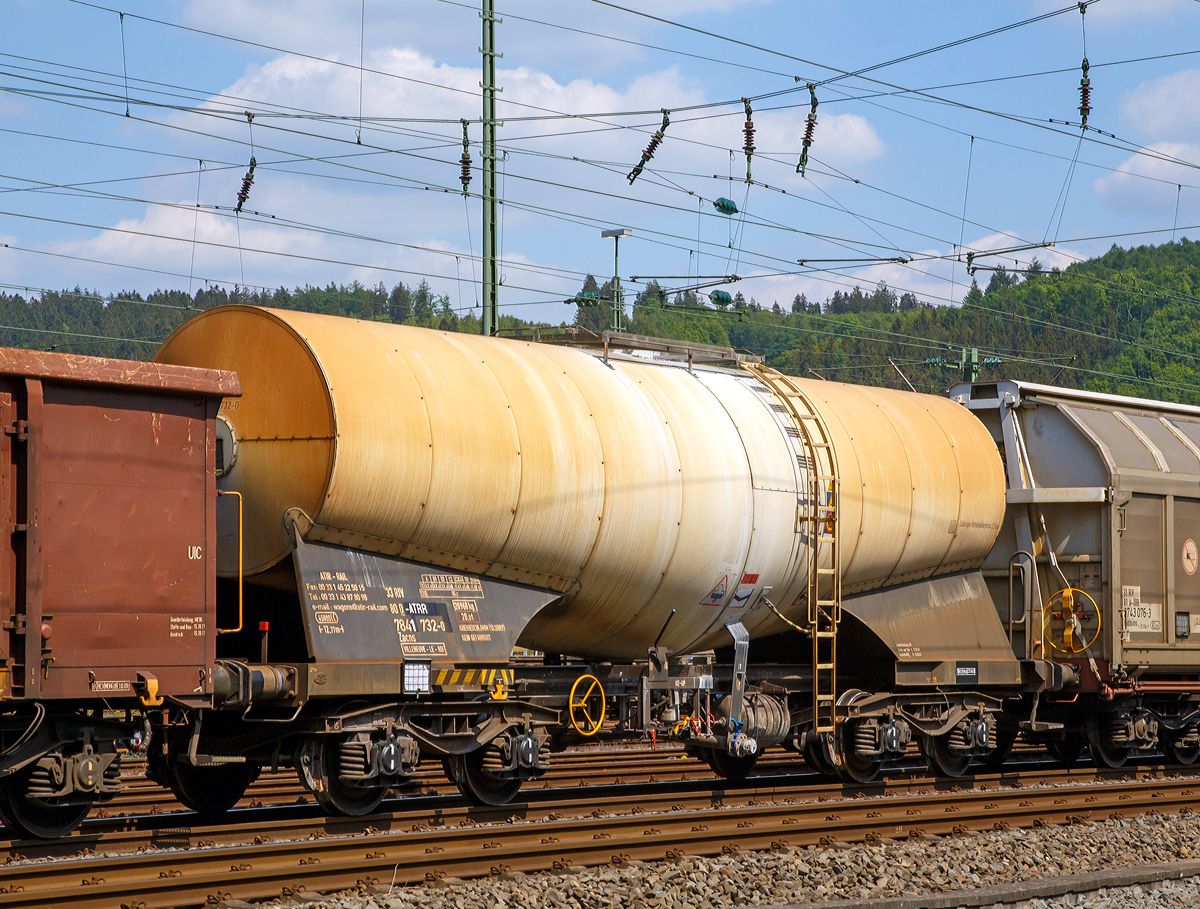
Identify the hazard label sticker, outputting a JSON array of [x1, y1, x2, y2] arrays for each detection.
[[700, 575, 729, 607], [730, 585, 757, 608]]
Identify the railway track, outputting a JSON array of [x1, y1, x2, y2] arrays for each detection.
[[100, 740, 1049, 818], [100, 744, 723, 816], [1, 759, 1196, 909]]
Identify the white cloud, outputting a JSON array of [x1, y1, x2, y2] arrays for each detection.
[[0, 95, 30, 118], [816, 113, 886, 164], [7, 5, 884, 322], [208, 49, 710, 155], [755, 110, 885, 168], [962, 232, 1085, 273], [29, 174, 582, 311], [45, 199, 322, 291], [1120, 69, 1200, 141], [155, 45, 886, 310], [1093, 142, 1200, 214], [181, 0, 769, 74]]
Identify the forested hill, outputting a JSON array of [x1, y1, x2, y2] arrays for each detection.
[[608, 238, 1200, 404], [4, 238, 1200, 404], [0, 278, 491, 365]]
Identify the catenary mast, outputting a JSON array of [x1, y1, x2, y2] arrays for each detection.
[[480, 0, 499, 336]]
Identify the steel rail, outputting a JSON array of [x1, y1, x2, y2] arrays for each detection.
[[97, 746, 739, 816], [103, 741, 1045, 817], [9, 751, 1150, 857], [10, 761, 1185, 861]]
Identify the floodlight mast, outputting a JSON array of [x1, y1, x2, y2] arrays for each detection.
[[601, 228, 632, 332]]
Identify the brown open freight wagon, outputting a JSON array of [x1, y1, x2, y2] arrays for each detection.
[[0, 347, 237, 837]]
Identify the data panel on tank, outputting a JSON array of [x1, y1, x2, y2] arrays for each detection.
[[292, 537, 561, 663]]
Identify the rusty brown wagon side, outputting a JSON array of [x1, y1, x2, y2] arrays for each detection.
[[0, 347, 237, 838]]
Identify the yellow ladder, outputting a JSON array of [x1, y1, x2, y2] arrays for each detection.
[[745, 365, 841, 733]]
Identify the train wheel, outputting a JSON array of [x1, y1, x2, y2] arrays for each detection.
[[803, 731, 838, 777], [703, 748, 758, 782], [980, 724, 1019, 773], [1046, 733, 1086, 766], [0, 765, 92, 839], [304, 736, 387, 817], [837, 720, 882, 784], [1163, 731, 1200, 765], [921, 734, 971, 778], [1088, 737, 1129, 769], [169, 760, 259, 816], [446, 747, 522, 807]]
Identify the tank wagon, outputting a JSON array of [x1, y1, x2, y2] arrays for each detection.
[[2, 306, 1168, 840], [953, 379, 1200, 768], [142, 306, 1018, 814]]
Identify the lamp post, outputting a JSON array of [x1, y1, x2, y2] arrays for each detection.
[[601, 228, 631, 332]]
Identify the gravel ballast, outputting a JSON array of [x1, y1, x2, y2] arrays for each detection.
[[259, 807, 1200, 909]]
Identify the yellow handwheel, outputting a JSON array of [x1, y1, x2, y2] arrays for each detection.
[[1041, 587, 1101, 654], [568, 674, 606, 736]]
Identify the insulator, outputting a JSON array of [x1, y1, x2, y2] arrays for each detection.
[[709, 289, 732, 306], [566, 291, 603, 307], [1078, 58, 1091, 127], [235, 155, 256, 213], [628, 109, 670, 185], [796, 84, 819, 176], [802, 116, 817, 148], [742, 97, 754, 183], [713, 197, 738, 216], [460, 119, 472, 196]]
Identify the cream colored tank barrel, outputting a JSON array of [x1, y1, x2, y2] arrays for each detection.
[[154, 307, 1005, 660]]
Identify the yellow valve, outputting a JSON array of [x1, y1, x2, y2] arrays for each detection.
[[489, 680, 508, 700], [1041, 588, 1101, 655], [568, 674, 606, 736]]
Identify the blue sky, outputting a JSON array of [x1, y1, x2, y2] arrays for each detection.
[[2, 0, 1200, 323]]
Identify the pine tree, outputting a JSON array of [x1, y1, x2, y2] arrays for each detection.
[[388, 282, 412, 323]]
